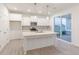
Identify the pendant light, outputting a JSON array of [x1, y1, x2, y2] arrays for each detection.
[[33, 3, 37, 20], [46, 5, 50, 20]]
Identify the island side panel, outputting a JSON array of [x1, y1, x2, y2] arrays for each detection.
[[23, 34, 56, 51]]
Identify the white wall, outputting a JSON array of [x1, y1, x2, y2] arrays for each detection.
[[0, 4, 9, 50], [51, 5, 79, 47], [70, 6, 79, 46]]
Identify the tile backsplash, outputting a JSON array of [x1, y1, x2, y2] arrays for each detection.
[[22, 26, 51, 31]]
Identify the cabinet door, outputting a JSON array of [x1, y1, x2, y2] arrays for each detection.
[[37, 18, 50, 26], [9, 13, 22, 21], [22, 17, 31, 26], [37, 18, 43, 26]]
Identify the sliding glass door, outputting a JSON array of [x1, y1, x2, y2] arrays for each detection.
[[54, 14, 71, 42], [54, 16, 61, 38]]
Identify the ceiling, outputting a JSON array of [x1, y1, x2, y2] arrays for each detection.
[[5, 3, 79, 16]]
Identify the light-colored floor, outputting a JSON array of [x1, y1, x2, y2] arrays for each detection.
[[0, 39, 24, 55], [0, 39, 79, 55], [27, 46, 64, 55]]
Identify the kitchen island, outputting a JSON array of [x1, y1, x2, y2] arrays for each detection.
[[22, 31, 57, 54]]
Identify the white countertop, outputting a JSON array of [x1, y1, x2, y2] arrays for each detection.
[[23, 31, 57, 37]]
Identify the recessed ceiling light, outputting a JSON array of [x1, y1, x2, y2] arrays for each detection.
[[46, 16, 49, 20], [14, 7, 18, 10], [34, 16, 37, 19], [27, 9, 31, 12]]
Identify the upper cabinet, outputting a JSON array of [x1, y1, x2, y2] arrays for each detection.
[[22, 16, 50, 26], [22, 16, 31, 26], [37, 18, 50, 26], [22, 16, 51, 26], [9, 13, 51, 26], [9, 13, 22, 21]]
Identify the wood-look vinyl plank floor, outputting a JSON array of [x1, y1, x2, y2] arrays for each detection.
[[27, 46, 64, 55], [0, 39, 79, 55]]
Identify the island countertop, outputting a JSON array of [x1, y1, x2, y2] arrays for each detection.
[[22, 31, 57, 37]]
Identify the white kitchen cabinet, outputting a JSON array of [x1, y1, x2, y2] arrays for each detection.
[[30, 16, 38, 22], [30, 16, 50, 26], [37, 18, 50, 26], [22, 16, 50, 26], [22, 16, 38, 26], [22, 17, 31, 26], [9, 13, 22, 21]]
